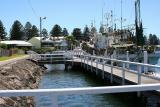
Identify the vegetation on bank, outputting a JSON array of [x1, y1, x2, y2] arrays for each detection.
[[0, 54, 26, 61], [33, 47, 56, 54]]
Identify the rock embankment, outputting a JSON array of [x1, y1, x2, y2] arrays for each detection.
[[0, 60, 46, 107]]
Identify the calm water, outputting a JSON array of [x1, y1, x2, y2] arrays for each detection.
[[36, 69, 141, 107]]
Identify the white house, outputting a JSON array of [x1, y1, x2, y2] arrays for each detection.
[[0, 40, 32, 48], [28, 36, 68, 50], [28, 37, 41, 49]]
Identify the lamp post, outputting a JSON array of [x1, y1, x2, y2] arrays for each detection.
[[40, 17, 46, 47]]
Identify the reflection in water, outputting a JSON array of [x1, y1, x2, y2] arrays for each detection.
[[36, 69, 141, 107], [44, 64, 65, 72]]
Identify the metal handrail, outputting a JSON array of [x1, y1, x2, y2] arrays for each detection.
[[81, 55, 160, 68], [0, 84, 160, 107]]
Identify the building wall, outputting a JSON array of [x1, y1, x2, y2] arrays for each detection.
[[28, 37, 41, 49]]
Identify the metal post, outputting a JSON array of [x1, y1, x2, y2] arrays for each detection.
[[122, 63, 125, 85], [40, 17, 42, 37], [137, 65, 142, 84], [39, 17, 46, 48], [111, 60, 113, 84], [126, 51, 129, 69]]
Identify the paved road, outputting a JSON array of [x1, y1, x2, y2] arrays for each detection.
[[0, 55, 29, 67]]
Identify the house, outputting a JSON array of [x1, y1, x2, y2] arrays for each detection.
[[28, 37, 41, 49], [28, 36, 68, 50], [0, 40, 33, 48]]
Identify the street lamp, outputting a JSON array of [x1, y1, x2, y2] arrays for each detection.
[[40, 17, 46, 37], [40, 17, 46, 47]]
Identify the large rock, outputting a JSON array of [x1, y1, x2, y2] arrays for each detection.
[[0, 60, 46, 107]]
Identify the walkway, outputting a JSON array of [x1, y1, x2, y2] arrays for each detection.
[[0, 55, 29, 67], [73, 56, 160, 84]]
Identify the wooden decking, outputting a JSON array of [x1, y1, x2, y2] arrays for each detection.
[[73, 57, 160, 84]]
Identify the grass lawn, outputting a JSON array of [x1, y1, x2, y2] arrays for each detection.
[[0, 54, 26, 61]]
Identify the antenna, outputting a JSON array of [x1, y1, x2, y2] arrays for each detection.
[[101, 0, 105, 26], [94, 17, 96, 27], [102, 8, 104, 26], [120, 0, 123, 41]]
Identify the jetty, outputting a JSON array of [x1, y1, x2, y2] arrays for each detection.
[[0, 50, 160, 107]]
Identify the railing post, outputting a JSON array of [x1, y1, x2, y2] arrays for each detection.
[[110, 60, 113, 84], [144, 51, 148, 73], [137, 65, 142, 84], [126, 51, 129, 69], [91, 57, 93, 72], [122, 63, 125, 85], [81, 55, 82, 67], [87, 56, 89, 70], [83, 56, 85, 68], [50, 55, 52, 63], [72, 54, 74, 67], [137, 65, 142, 97], [102, 59, 105, 79], [96, 58, 98, 75], [50, 95, 58, 107]]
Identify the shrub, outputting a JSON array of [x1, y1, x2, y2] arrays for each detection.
[[0, 43, 7, 49]]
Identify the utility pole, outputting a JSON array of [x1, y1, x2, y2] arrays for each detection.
[[135, 0, 143, 47], [39, 17, 46, 47], [40, 17, 42, 37]]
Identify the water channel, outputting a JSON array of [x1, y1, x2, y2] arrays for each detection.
[[36, 65, 143, 107]]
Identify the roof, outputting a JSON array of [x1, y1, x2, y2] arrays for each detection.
[[111, 44, 134, 48], [0, 40, 33, 47], [34, 37, 43, 40]]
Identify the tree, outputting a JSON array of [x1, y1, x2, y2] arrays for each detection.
[[42, 28, 48, 38], [83, 25, 90, 37], [148, 34, 159, 45], [99, 24, 105, 34], [31, 25, 39, 38], [0, 20, 7, 40], [50, 24, 62, 37], [91, 27, 97, 36], [62, 28, 69, 36], [10, 20, 23, 40], [65, 36, 78, 50], [72, 28, 82, 40], [135, 22, 144, 46], [143, 35, 148, 45], [24, 22, 32, 40]]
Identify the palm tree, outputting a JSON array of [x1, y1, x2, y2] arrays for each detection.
[[65, 36, 78, 50]]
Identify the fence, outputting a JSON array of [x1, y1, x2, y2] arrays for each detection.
[[0, 49, 24, 57]]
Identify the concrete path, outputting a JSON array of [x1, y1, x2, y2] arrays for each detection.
[[0, 55, 29, 67]]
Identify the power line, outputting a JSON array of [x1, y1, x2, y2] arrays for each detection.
[[27, 0, 39, 19]]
